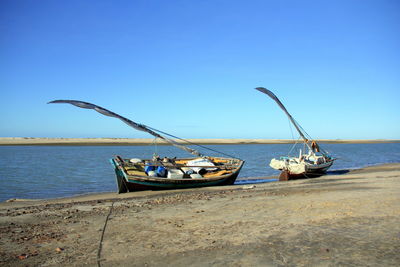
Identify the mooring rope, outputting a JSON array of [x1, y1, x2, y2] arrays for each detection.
[[97, 201, 115, 267]]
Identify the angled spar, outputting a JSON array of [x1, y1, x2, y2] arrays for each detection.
[[48, 100, 203, 157]]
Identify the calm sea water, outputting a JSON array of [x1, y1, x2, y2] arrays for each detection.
[[0, 143, 399, 202]]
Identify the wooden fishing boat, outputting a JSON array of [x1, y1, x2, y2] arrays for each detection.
[[255, 87, 335, 180], [111, 156, 244, 193], [49, 99, 245, 192]]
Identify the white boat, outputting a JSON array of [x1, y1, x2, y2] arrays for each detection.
[[255, 87, 335, 180]]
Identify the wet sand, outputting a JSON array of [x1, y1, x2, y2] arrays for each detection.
[[1, 137, 399, 145], [0, 163, 399, 266]]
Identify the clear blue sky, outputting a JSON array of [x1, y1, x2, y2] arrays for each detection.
[[1, 0, 399, 139]]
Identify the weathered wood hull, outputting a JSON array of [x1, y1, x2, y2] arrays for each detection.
[[111, 157, 244, 193]]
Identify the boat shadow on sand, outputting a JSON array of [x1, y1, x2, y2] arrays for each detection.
[[326, 169, 350, 175], [235, 169, 351, 186]]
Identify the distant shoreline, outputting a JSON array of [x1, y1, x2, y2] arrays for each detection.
[[0, 137, 399, 146]]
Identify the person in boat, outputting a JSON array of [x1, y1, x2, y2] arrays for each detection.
[[311, 141, 320, 153]]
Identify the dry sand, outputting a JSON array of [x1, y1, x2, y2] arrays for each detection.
[[0, 137, 399, 145], [0, 163, 399, 266]]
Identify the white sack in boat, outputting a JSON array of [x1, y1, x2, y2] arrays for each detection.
[[147, 170, 157, 177], [167, 169, 184, 179], [187, 158, 217, 172]]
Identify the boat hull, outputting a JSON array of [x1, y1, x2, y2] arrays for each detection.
[[271, 158, 334, 181], [111, 157, 244, 193], [305, 161, 334, 175]]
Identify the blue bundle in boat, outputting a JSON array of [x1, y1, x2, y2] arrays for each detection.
[[145, 163, 155, 174], [156, 166, 167, 177]]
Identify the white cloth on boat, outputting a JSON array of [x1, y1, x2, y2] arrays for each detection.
[[186, 158, 217, 172], [129, 158, 142, 164], [270, 157, 306, 174]]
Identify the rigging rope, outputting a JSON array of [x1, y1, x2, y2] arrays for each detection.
[[288, 137, 301, 157], [146, 126, 240, 159], [292, 118, 331, 156], [151, 137, 159, 157], [288, 117, 295, 141]]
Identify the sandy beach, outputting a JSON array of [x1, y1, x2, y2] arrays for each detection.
[[0, 137, 399, 145], [0, 163, 399, 266]]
